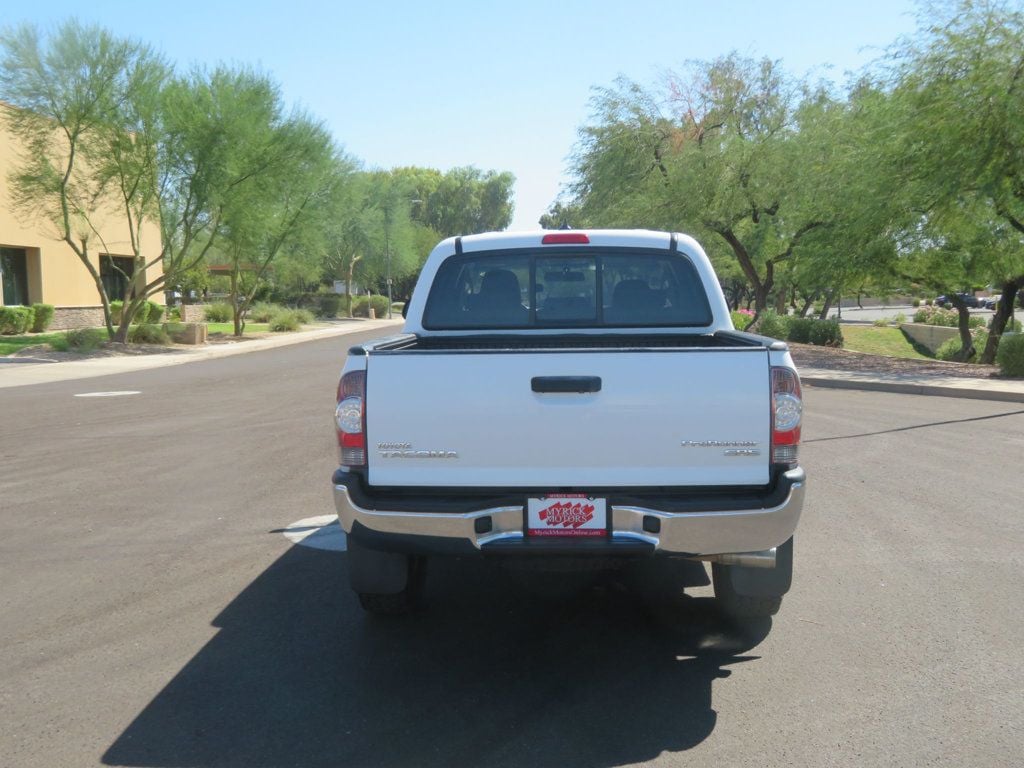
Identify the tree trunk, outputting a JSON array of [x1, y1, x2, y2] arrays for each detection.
[[980, 277, 1023, 364], [948, 295, 975, 361], [818, 289, 837, 320], [231, 268, 243, 337]]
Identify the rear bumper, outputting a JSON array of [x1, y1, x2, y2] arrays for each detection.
[[332, 468, 805, 557]]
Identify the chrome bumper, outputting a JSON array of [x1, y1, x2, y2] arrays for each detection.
[[333, 472, 804, 556]]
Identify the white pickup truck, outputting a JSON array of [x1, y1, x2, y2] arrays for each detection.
[[332, 229, 805, 617]]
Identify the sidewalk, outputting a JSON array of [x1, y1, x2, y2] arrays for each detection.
[[800, 366, 1024, 403], [0, 319, 404, 389]]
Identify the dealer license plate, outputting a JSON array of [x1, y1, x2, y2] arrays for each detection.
[[527, 495, 607, 537]]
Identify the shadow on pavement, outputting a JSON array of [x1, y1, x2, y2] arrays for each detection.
[[103, 547, 771, 768]]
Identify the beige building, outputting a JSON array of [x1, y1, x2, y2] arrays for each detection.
[[0, 108, 163, 330]]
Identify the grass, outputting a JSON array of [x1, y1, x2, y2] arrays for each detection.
[[842, 325, 933, 360], [0, 331, 67, 356], [205, 322, 271, 335]]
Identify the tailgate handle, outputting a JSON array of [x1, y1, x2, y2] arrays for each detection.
[[531, 376, 602, 394]]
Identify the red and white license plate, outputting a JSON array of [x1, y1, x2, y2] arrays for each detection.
[[527, 494, 607, 537]]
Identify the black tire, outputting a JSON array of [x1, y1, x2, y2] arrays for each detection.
[[358, 590, 416, 615]]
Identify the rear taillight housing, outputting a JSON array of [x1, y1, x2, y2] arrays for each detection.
[[771, 367, 802, 467], [335, 370, 366, 467]]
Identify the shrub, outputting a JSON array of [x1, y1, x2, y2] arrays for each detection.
[[30, 303, 55, 332], [50, 327, 106, 352], [204, 303, 232, 323], [350, 294, 391, 318], [730, 310, 754, 331], [894, 312, 907, 324], [753, 310, 789, 340], [912, 298, 921, 308], [925, 298, 933, 306], [294, 308, 314, 325], [808, 319, 843, 347], [248, 302, 278, 323], [996, 333, 1024, 377], [110, 300, 124, 325], [269, 309, 301, 332], [936, 328, 988, 362], [786, 317, 814, 344], [0, 306, 35, 334], [317, 293, 342, 318], [146, 301, 164, 324], [873, 317, 890, 327], [935, 337, 962, 361], [128, 323, 170, 345]]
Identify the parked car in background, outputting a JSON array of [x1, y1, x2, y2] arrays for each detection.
[[935, 293, 981, 308]]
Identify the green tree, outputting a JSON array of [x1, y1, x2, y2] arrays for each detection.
[[889, 0, 1024, 362], [0, 21, 168, 341], [570, 56, 843, 317]]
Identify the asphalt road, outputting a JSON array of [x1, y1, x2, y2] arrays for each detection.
[[1, 330, 1022, 767]]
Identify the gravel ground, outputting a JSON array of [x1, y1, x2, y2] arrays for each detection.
[[789, 342, 1001, 379]]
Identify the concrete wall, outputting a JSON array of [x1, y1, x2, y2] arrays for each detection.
[[0, 106, 164, 312], [901, 323, 958, 353]]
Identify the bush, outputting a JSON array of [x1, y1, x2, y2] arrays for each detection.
[[269, 309, 301, 332], [146, 301, 164, 324], [294, 308, 314, 325], [128, 323, 170, 345], [996, 333, 1024, 377], [753, 310, 789, 340], [730, 310, 754, 331], [350, 294, 391, 318], [936, 328, 988, 362], [50, 327, 106, 352], [925, 298, 933, 306], [785, 317, 813, 344], [204, 303, 233, 323], [30, 303, 55, 332], [0, 305, 35, 334], [109, 300, 124, 325], [912, 298, 921, 308], [873, 317, 890, 327], [248, 302, 278, 323], [317, 293, 342, 318], [808, 319, 843, 347]]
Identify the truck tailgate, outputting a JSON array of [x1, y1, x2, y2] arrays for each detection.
[[366, 349, 770, 488]]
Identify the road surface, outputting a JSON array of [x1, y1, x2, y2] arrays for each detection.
[[1, 329, 1021, 767]]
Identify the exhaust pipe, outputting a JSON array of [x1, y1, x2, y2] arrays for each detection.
[[698, 547, 777, 569]]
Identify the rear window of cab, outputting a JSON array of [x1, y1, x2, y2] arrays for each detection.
[[422, 248, 713, 330]]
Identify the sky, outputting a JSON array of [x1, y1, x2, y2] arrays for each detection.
[[6, 0, 923, 230]]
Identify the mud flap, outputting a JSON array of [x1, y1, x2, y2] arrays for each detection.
[[722, 536, 793, 597], [347, 537, 410, 595]]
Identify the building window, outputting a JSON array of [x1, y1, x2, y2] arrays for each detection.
[[100, 255, 135, 300], [1, 247, 29, 306]]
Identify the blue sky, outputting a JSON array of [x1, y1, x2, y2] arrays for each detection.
[[7, 0, 921, 230]]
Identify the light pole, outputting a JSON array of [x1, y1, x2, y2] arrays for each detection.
[[384, 207, 392, 318]]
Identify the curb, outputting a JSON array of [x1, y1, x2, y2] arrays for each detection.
[[801, 375, 1024, 404]]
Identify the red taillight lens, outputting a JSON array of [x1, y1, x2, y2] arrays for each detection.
[[335, 370, 366, 467], [771, 367, 802, 466], [541, 233, 589, 244]]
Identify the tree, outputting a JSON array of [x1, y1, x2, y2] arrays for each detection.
[[421, 166, 515, 237], [889, 0, 1024, 362], [569, 55, 846, 317], [0, 21, 168, 340], [216, 105, 350, 335]]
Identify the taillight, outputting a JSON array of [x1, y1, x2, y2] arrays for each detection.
[[541, 233, 589, 245], [771, 367, 802, 467], [335, 370, 366, 467]]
